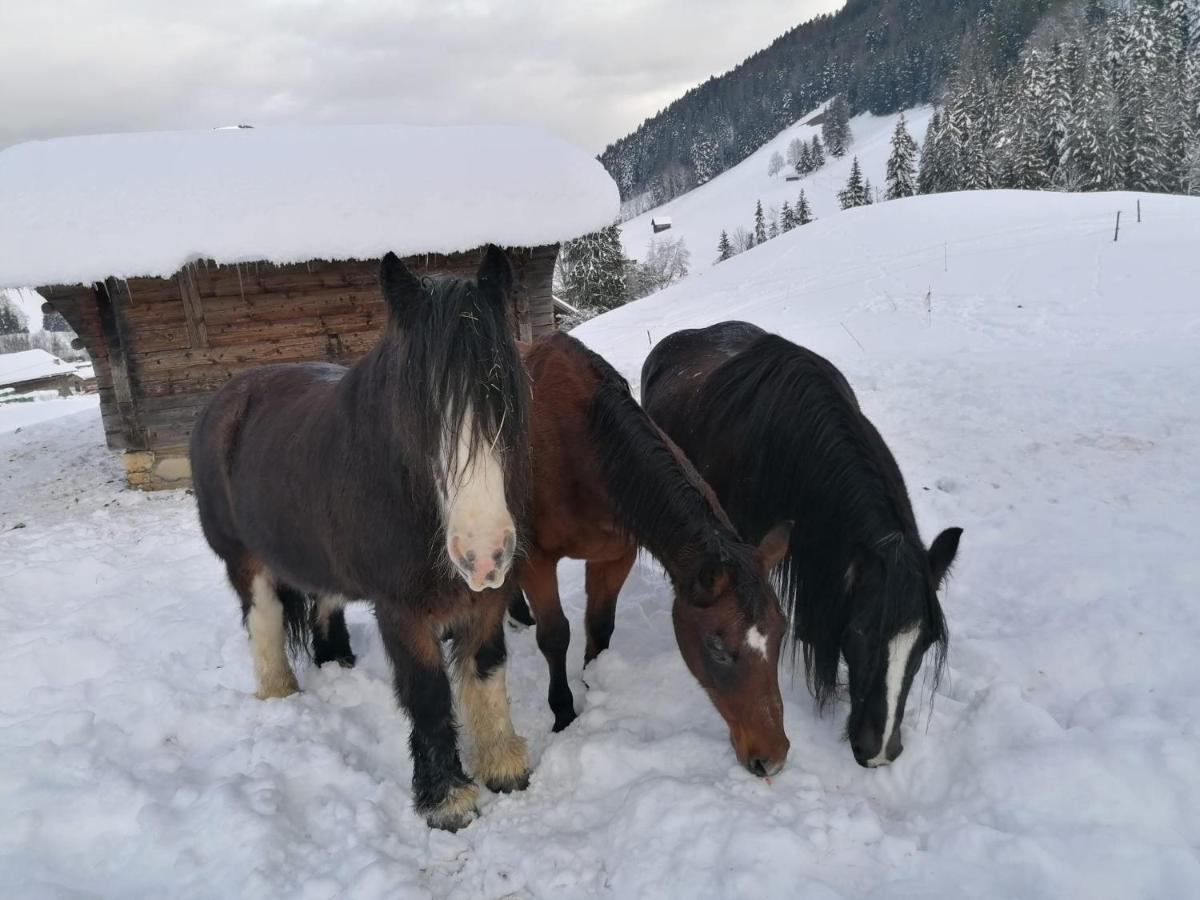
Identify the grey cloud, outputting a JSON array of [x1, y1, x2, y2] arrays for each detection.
[[0, 0, 843, 153]]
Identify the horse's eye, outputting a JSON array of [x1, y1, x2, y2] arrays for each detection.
[[704, 634, 735, 666]]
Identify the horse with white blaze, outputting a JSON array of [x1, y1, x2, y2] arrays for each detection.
[[641, 320, 962, 767], [189, 247, 531, 830]]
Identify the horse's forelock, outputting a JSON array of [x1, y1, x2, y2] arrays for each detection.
[[385, 273, 530, 520]]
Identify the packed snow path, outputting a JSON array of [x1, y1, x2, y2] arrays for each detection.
[[2, 191, 1199, 897]]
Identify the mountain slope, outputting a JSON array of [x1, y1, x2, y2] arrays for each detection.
[[620, 106, 933, 269], [601, 0, 1059, 208]]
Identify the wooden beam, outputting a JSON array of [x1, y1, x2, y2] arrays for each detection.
[[178, 265, 210, 348], [97, 278, 147, 450]]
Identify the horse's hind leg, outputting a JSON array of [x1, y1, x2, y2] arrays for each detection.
[[227, 558, 300, 699], [451, 594, 530, 794], [584, 548, 636, 665], [312, 594, 356, 668], [522, 550, 576, 731]]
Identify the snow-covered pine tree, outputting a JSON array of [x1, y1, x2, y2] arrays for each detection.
[[1120, 4, 1171, 192], [794, 143, 810, 175], [885, 113, 919, 199], [753, 200, 767, 244], [796, 190, 813, 225], [918, 111, 943, 193], [786, 137, 805, 169], [768, 151, 785, 178], [823, 94, 853, 157], [768, 205, 780, 239], [42, 309, 72, 332], [691, 138, 721, 186], [716, 230, 734, 262], [558, 225, 628, 312], [0, 293, 28, 335], [780, 201, 797, 231], [810, 135, 826, 168], [838, 158, 871, 209]]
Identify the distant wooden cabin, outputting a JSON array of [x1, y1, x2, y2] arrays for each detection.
[[0, 349, 88, 398], [651, 216, 673, 234], [1, 124, 618, 489]]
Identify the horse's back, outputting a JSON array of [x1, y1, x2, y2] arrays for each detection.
[[190, 362, 347, 561], [521, 334, 632, 559], [641, 321, 764, 413]]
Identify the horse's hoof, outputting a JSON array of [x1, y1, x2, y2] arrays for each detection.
[[551, 710, 577, 733], [254, 672, 299, 699], [423, 783, 479, 832], [486, 768, 531, 794]]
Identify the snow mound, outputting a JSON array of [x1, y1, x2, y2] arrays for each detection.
[[0, 125, 619, 288], [621, 107, 933, 269]]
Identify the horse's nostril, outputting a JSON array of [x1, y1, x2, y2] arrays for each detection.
[[749, 757, 768, 778], [493, 547, 505, 566], [464, 550, 477, 566]]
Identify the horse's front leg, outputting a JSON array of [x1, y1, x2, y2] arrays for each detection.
[[583, 547, 637, 665], [376, 603, 476, 831], [451, 591, 530, 794]]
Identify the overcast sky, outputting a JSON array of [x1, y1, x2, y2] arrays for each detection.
[[0, 0, 843, 154]]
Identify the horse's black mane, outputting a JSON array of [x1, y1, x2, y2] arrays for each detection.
[[351, 267, 531, 526], [697, 334, 948, 706], [556, 335, 764, 614]]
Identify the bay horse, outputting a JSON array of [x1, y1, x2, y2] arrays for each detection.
[[512, 332, 793, 777], [190, 247, 531, 831], [641, 321, 962, 768]]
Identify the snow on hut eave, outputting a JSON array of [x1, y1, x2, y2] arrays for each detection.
[[0, 123, 620, 292]]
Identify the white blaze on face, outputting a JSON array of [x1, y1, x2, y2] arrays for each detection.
[[745, 625, 769, 660], [866, 625, 920, 767], [438, 406, 515, 592]]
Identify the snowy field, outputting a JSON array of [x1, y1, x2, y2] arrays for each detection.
[[621, 107, 933, 270], [2, 190, 1199, 898]]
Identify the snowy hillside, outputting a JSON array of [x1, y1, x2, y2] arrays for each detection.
[[3, 190, 1199, 897], [621, 107, 933, 270]]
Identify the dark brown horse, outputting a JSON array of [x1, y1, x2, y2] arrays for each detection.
[[190, 247, 531, 831], [642, 321, 961, 768], [512, 333, 793, 777]]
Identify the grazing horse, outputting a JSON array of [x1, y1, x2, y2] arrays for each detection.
[[513, 332, 793, 777], [190, 247, 531, 831], [641, 321, 962, 768]]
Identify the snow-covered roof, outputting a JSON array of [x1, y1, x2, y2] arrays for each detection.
[[0, 124, 620, 289], [651, 216, 673, 226], [0, 349, 73, 386]]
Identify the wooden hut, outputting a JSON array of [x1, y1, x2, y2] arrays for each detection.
[[0, 124, 618, 489]]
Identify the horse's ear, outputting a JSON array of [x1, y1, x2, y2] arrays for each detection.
[[757, 521, 792, 571], [690, 558, 732, 607], [929, 527, 963, 587], [477, 244, 513, 304], [380, 251, 421, 320]]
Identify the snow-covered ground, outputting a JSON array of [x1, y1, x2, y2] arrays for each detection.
[[0, 393, 97, 436], [621, 107, 933, 270], [3, 190, 1199, 897]]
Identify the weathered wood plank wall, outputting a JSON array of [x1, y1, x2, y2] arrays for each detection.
[[38, 245, 559, 487]]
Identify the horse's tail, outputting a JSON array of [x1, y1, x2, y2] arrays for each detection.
[[276, 582, 313, 661]]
